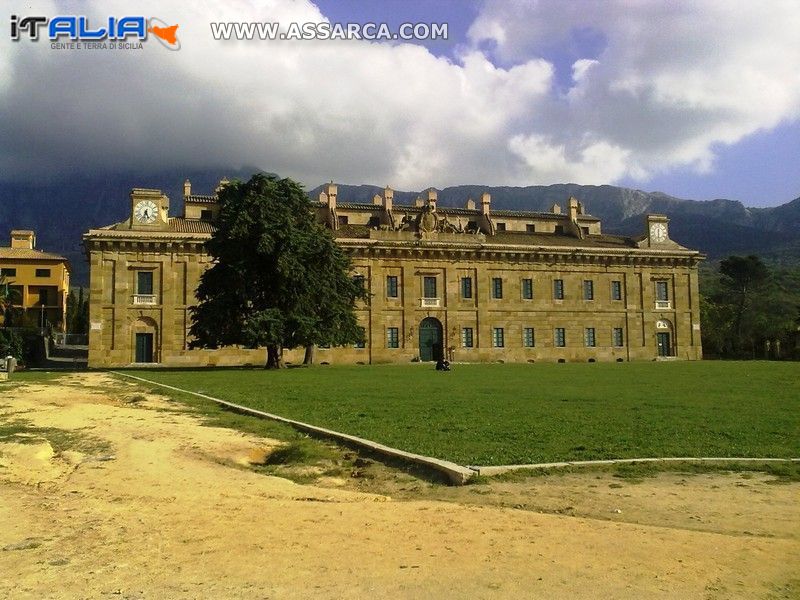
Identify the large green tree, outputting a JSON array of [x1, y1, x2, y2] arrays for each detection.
[[719, 255, 770, 353], [189, 174, 367, 368]]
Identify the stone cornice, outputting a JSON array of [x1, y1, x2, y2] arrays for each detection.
[[336, 237, 704, 267], [82, 230, 704, 267]]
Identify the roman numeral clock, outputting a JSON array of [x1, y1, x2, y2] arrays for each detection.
[[642, 215, 671, 248], [127, 189, 169, 230]]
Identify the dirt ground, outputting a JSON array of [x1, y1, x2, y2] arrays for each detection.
[[0, 373, 798, 599]]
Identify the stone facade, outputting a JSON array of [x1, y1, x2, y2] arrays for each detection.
[[83, 180, 703, 368]]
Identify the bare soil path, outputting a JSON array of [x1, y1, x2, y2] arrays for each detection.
[[0, 373, 797, 599]]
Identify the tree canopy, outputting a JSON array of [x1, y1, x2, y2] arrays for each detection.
[[189, 174, 367, 368]]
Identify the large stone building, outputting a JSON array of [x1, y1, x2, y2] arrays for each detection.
[[83, 180, 703, 368], [1, 230, 70, 332]]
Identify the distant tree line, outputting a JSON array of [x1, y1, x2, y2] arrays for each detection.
[[701, 255, 800, 359]]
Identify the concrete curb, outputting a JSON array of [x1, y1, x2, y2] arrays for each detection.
[[470, 457, 800, 476], [112, 371, 476, 485]]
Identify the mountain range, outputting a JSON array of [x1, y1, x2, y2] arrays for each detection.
[[1, 169, 798, 286]]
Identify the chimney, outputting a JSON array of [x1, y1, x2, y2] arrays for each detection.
[[383, 186, 393, 211], [465, 198, 476, 210], [551, 203, 561, 214], [568, 196, 579, 221], [414, 197, 424, 207], [427, 188, 437, 211], [183, 178, 191, 198], [10, 230, 35, 250], [481, 192, 491, 215], [372, 194, 382, 206], [325, 182, 337, 209]]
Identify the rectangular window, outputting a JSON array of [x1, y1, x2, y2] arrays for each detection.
[[461, 327, 474, 348], [353, 274, 366, 293], [655, 281, 669, 301], [492, 277, 503, 299], [423, 276, 437, 298], [492, 327, 505, 348], [613, 327, 624, 347], [554, 328, 566, 347], [521, 278, 533, 300], [1, 268, 16, 277], [585, 327, 596, 347], [583, 280, 594, 300], [496, 222, 506, 231], [337, 215, 349, 226], [200, 209, 213, 220], [355, 327, 366, 348], [553, 279, 564, 300], [611, 280, 622, 301], [523, 327, 535, 348], [137, 271, 154, 295], [526, 224, 536, 233], [386, 327, 399, 349], [461, 276, 473, 299], [35, 268, 50, 278], [386, 275, 398, 298]]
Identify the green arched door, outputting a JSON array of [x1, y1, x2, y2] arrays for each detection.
[[419, 317, 443, 362]]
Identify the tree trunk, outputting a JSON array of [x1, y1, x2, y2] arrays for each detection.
[[265, 345, 286, 369], [303, 344, 314, 365]]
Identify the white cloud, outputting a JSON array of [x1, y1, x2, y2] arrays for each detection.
[[471, 0, 800, 182], [572, 59, 598, 84], [1, 0, 799, 189]]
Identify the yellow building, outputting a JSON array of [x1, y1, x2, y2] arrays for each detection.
[[84, 180, 703, 368], [0, 230, 70, 332]]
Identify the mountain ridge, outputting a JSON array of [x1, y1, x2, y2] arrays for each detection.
[[1, 172, 798, 286]]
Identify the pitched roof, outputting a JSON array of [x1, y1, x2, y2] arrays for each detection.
[[168, 218, 216, 233], [88, 217, 216, 238], [334, 202, 598, 220], [331, 225, 639, 250], [0, 246, 68, 261]]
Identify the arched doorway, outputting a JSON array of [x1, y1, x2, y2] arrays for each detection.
[[419, 317, 443, 362], [655, 319, 674, 357]]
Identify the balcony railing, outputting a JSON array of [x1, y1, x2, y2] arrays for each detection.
[[420, 297, 440, 308], [655, 300, 671, 310], [132, 294, 157, 305]]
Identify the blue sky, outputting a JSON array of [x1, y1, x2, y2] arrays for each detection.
[[315, 0, 800, 206], [2, 1, 798, 207]]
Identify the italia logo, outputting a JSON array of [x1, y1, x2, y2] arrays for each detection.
[[10, 15, 180, 50]]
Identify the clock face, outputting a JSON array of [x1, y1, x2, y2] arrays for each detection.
[[134, 200, 158, 224], [650, 223, 667, 243]]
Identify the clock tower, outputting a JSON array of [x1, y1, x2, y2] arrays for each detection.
[[127, 188, 169, 230], [643, 214, 670, 247]]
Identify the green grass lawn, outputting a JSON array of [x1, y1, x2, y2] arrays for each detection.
[[128, 362, 800, 466]]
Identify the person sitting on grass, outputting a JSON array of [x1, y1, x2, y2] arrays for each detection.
[[435, 357, 451, 371]]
